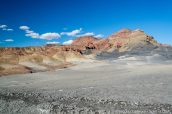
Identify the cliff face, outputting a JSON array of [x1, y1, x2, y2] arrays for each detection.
[[0, 29, 171, 76], [0, 45, 85, 76], [71, 29, 160, 53], [107, 29, 160, 52]]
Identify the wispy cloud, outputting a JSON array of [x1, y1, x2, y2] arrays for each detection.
[[4, 39, 14, 42], [77, 32, 95, 37], [94, 34, 104, 38], [46, 41, 60, 44], [20, 25, 60, 40], [61, 28, 82, 36], [25, 32, 39, 38], [19, 26, 30, 30], [77, 32, 104, 38], [0, 25, 7, 28], [63, 40, 73, 45], [6, 29, 14, 31], [0, 24, 13, 31], [40, 33, 60, 40]]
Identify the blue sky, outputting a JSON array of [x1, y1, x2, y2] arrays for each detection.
[[0, 0, 172, 47]]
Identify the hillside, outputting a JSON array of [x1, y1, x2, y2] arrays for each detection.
[[0, 29, 172, 76]]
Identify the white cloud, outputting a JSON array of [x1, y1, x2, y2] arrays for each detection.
[[26, 30, 34, 34], [0, 24, 13, 31], [6, 29, 14, 31], [40, 33, 60, 40], [20, 25, 39, 38], [0, 25, 7, 29], [25, 32, 40, 38], [61, 28, 82, 36], [94, 34, 104, 38], [63, 40, 73, 45], [19, 26, 30, 30], [46, 41, 60, 44], [20, 25, 60, 40], [76, 32, 103, 38], [77, 32, 95, 37], [4, 39, 14, 42]]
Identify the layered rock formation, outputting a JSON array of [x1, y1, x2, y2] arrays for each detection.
[[0, 29, 171, 76], [71, 29, 161, 52], [0, 45, 85, 76]]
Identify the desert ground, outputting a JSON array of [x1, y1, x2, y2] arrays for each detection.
[[0, 56, 172, 114]]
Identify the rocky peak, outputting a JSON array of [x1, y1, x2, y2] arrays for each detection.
[[108, 29, 132, 39], [108, 29, 148, 39], [72, 36, 98, 46], [71, 36, 98, 50]]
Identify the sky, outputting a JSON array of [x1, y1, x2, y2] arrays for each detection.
[[0, 0, 172, 47]]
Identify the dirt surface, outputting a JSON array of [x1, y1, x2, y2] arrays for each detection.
[[0, 58, 172, 114]]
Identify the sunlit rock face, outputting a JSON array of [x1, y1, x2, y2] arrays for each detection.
[[0, 29, 171, 76], [0, 45, 84, 76]]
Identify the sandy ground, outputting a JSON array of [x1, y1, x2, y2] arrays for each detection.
[[0, 58, 172, 114]]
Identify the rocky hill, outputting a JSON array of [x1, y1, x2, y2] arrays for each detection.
[[0, 45, 85, 75], [71, 29, 161, 52], [0, 29, 171, 76]]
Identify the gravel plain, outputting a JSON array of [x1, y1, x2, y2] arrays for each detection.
[[0, 56, 172, 114]]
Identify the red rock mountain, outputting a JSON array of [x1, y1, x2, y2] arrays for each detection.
[[0, 29, 169, 75], [71, 29, 160, 52]]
